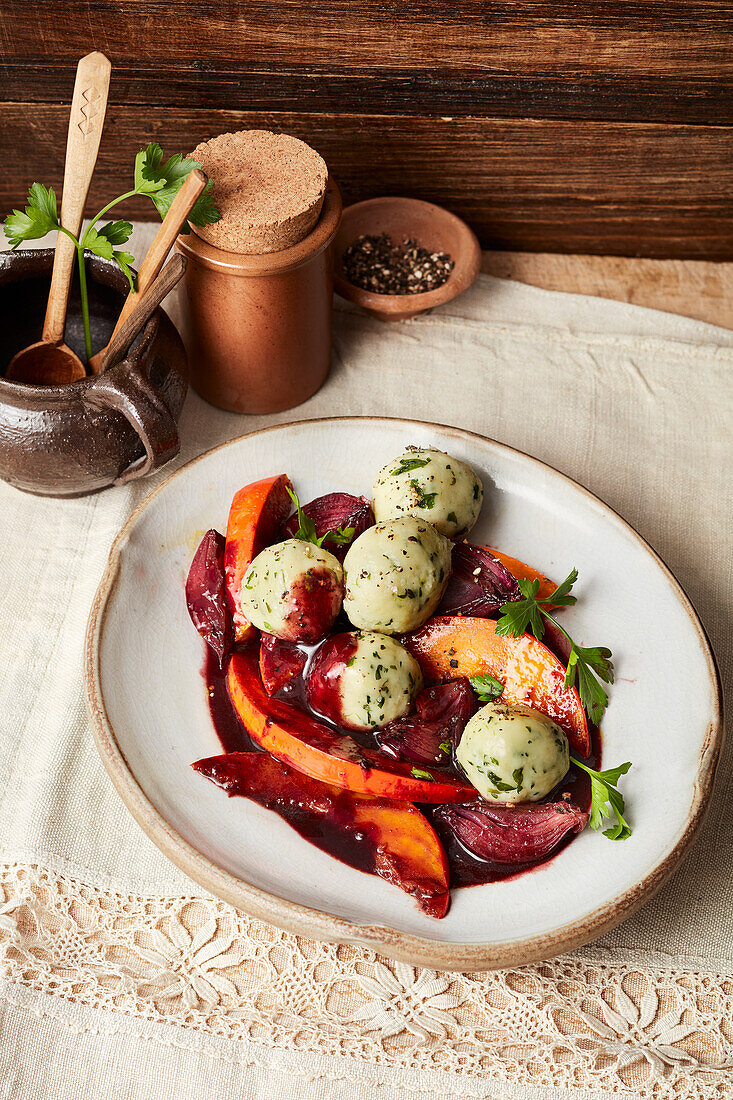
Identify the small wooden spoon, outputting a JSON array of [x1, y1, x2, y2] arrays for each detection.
[[6, 52, 111, 386], [100, 253, 187, 372], [88, 168, 206, 373]]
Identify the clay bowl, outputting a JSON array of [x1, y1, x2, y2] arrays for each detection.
[[333, 197, 482, 321], [0, 249, 187, 497]]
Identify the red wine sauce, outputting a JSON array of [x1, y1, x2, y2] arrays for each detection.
[[202, 641, 598, 888], [204, 648, 262, 753]]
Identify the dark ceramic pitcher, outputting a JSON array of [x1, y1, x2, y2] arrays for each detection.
[[0, 249, 187, 496]]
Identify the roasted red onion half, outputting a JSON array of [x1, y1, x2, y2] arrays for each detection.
[[434, 800, 588, 865], [186, 529, 232, 666], [376, 679, 477, 767], [282, 493, 374, 560], [259, 633, 307, 695], [439, 542, 520, 616]]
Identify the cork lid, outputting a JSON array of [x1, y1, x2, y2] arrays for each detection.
[[190, 130, 328, 255]]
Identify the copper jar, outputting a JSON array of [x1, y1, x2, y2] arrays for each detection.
[[175, 180, 341, 414]]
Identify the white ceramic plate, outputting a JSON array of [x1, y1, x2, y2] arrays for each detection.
[[86, 418, 722, 970]]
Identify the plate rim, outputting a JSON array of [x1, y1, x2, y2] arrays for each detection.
[[84, 415, 724, 971]]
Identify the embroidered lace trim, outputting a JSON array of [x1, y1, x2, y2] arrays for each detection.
[[1, 862, 731, 1096]]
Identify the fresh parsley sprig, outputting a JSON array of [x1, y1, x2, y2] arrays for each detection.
[[496, 569, 613, 726], [3, 145, 219, 362], [132, 143, 219, 227], [468, 673, 504, 702], [496, 568, 630, 837], [286, 487, 356, 550], [572, 758, 632, 840]]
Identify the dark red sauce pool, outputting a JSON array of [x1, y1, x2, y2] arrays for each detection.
[[203, 643, 598, 889], [205, 648, 261, 754]]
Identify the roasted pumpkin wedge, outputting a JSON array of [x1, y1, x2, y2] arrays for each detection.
[[224, 475, 293, 642], [403, 616, 590, 757], [227, 648, 477, 802], [193, 751, 450, 917], [485, 547, 557, 604]]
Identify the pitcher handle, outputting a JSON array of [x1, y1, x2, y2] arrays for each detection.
[[85, 319, 179, 484]]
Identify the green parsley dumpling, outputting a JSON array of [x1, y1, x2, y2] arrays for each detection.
[[238, 538, 343, 643], [306, 631, 423, 731], [456, 701, 570, 802], [343, 517, 452, 634], [372, 447, 483, 539]]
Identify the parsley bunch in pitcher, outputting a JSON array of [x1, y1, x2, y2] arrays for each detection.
[[3, 144, 219, 362], [496, 568, 614, 725]]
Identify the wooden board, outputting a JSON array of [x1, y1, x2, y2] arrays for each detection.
[[1, 1, 732, 258], [3, 105, 732, 259], [3, 1, 732, 123], [483, 253, 733, 329]]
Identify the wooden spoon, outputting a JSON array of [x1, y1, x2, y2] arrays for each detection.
[[88, 168, 206, 373], [6, 52, 111, 386], [100, 253, 187, 372]]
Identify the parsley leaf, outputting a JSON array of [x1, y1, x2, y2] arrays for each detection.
[[82, 225, 115, 261], [133, 145, 220, 232], [390, 456, 431, 476], [496, 567, 614, 726], [286, 486, 320, 544], [546, 567, 579, 606], [565, 644, 614, 726], [286, 487, 355, 549], [410, 767, 435, 781], [486, 770, 516, 792], [150, 152, 193, 198], [3, 183, 59, 249], [29, 182, 59, 223], [469, 673, 504, 702], [322, 525, 356, 546], [184, 179, 220, 231], [113, 251, 136, 290], [83, 223, 134, 278], [97, 219, 133, 246], [496, 577, 545, 641], [134, 143, 167, 194], [411, 480, 437, 509], [573, 758, 632, 839]]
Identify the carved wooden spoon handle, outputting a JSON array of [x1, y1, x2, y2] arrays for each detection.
[[43, 52, 111, 346]]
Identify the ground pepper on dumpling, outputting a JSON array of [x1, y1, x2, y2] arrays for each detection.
[[372, 447, 483, 539]]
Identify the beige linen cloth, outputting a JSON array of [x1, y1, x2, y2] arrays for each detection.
[[0, 224, 731, 1099]]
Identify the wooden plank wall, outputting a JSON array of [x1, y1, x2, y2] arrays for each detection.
[[1, 1, 732, 258]]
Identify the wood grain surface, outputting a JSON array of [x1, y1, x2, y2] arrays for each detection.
[[4, 1, 731, 124], [1, 1, 731, 257], [483, 252, 733, 329], [3, 105, 732, 259]]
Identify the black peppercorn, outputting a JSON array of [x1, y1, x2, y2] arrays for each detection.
[[341, 233, 454, 295]]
